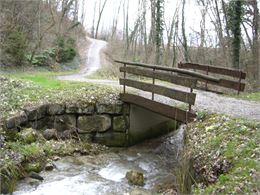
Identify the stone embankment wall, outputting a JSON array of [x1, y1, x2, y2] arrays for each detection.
[[3, 102, 130, 146]]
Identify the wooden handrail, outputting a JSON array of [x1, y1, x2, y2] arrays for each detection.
[[115, 59, 220, 83], [178, 62, 246, 79], [119, 78, 196, 105], [120, 66, 197, 88]]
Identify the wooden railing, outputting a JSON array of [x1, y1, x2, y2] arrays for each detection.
[[115, 60, 198, 123], [178, 62, 246, 94]]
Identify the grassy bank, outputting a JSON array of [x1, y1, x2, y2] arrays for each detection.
[[0, 75, 118, 193], [186, 113, 260, 194], [0, 73, 120, 119]]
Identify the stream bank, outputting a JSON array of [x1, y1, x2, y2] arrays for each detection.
[[12, 125, 187, 195]]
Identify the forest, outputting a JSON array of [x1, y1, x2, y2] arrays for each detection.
[[0, 0, 259, 88]]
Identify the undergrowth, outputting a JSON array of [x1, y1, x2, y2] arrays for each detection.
[[186, 113, 260, 194]]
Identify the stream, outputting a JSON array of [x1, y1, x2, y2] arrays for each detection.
[[14, 125, 186, 195]]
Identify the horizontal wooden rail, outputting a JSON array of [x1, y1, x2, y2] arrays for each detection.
[[178, 62, 246, 79], [198, 78, 245, 91], [120, 66, 197, 88], [120, 93, 196, 123], [115, 59, 219, 83], [119, 78, 196, 105]]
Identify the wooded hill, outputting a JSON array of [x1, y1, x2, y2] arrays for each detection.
[[96, 0, 259, 89], [0, 0, 86, 69]]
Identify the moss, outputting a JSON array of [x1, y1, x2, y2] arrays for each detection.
[[7, 142, 45, 162], [0, 160, 22, 194], [24, 162, 42, 173], [187, 113, 260, 194], [18, 128, 38, 144]]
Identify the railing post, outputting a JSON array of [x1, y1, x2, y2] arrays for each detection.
[[237, 71, 242, 95], [189, 88, 193, 112], [123, 63, 126, 93], [205, 65, 209, 90], [152, 68, 155, 100]]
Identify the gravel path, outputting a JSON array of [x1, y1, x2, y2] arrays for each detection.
[[57, 38, 260, 121], [57, 37, 107, 81]]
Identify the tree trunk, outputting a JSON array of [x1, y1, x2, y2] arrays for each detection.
[[181, 0, 188, 62], [95, 0, 108, 39]]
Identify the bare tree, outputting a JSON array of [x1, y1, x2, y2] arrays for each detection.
[[181, 0, 188, 62], [95, 0, 108, 39]]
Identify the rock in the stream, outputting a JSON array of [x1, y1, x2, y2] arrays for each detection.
[[43, 129, 58, 140], [45, 163, 54, 171], [28, 172, 44, 181], [126, 170, 145, 186], [53, 156, 61, 161]]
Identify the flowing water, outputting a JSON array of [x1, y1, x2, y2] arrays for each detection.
[[14, 125, 186, 195]]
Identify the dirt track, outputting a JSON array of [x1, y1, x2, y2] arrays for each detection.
[[57, 38, 260, 121]]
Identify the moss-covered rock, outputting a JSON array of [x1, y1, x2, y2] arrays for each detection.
[[18, 128, 38, 144], [126, 170, 145, 186]]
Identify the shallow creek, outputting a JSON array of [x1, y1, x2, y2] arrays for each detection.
[[14, 125, 186, 195]]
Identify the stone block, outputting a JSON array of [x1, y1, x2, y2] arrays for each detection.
[[5, 111, 28, 129], [52, 115, 76, 131], [65, 103, 94, 114], [77, 115, 111, 133], [24, 104, 47, 121], [113, 116, 128, 132], [30, 115, 76, 131], [46, 103, 65, 115], [96, 103, 123, 114]]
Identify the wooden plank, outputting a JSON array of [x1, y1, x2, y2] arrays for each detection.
[[115, 59, 220, 83], [178, 62, 246, 79], [119, 78, 196, 105], [219, 79, 245, 91], [120, 66, 197, 88], [196, 78, 245, 91], [120, 93, 196, 123]]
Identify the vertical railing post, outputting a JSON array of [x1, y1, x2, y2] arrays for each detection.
[[205, 66, 209, 90], [237, 71, 242, 95], [123, 63, 126, 94], [152, 68, 155, 100], [189, 88, 193, 112]]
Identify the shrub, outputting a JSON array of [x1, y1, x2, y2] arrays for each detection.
[[54, 36, 77, 63]]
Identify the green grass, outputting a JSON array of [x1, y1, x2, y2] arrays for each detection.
[[237, 92, 260, 101], [3, 71, 85, 89], [0, 72, 120, 119], [187, 114, 260, 194]]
